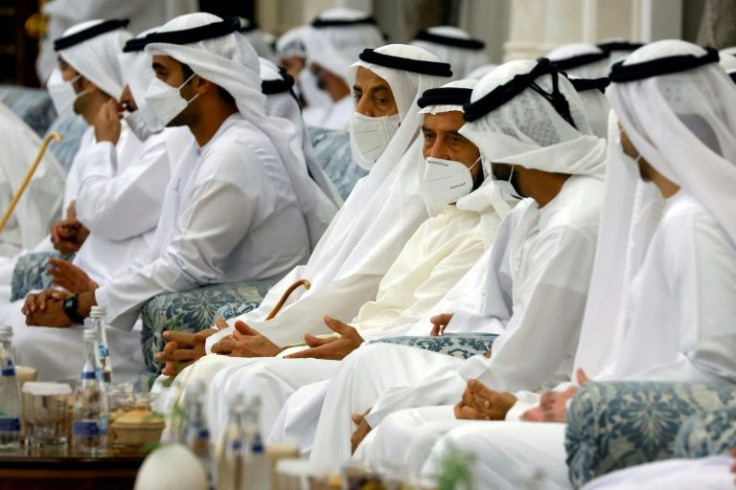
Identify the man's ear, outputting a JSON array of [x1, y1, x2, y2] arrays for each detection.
[[192, 75, 215, 95]]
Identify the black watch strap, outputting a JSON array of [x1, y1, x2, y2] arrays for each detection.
[[63, 295, 85, 324]]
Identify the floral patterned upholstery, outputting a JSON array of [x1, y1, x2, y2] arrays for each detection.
[[45, 114, 88, 174], [371, 334, 496, 359], [674, 405, 736, 458], [565, 381, 736, 488], [0, 86, 57, 137], [10, 251, 70, 301], [307, 126, 366, 200], [140, 278, 278, 374]]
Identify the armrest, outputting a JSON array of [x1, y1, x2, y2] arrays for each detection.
[[565, 381, 736, 488], [11, 251, 68, 301], [140, 278, 277, 374], [675, 405, 736, 458], [370, 334, 497, 360]]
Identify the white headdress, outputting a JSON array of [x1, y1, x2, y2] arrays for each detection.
[[410, 26, 492, 79], [54, 19, 131, 99], [547, 43, 610, 79]]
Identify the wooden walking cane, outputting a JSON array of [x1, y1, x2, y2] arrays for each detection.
[[0, 132, 62, 234], [266, 279, 311, 320]]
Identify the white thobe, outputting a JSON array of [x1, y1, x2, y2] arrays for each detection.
[[307, 175, 604, 470], [4, 124, 190, 384], [162, 199, 495, 441], [580, 456, 735, 490], [95, 114, 311, 330], [0, 102, 65, 259], [406, 192, 736, 489], [200, 202, 492, 441]]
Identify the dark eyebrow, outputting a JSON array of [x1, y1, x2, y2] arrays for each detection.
[[352, 85, 362, 92], [152, 62, 166, 71], [368, 84, 391, 94], [421, 125, 434, 133]]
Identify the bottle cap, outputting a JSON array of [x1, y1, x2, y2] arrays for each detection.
[[90, 306, 106, 317], [83, 328, 99, 341]]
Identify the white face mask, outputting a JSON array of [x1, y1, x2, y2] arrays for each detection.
[[493, 165, 522, 201], [298, 69, 332, 110], [47, 68, 86, 117], [423, 156, 481, 211], [144, 74, 199, 127], [124, 106, 164, 142], [349, 112, 401, 171]]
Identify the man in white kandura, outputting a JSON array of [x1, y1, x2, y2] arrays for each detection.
[[307, 57, 607, 473], [410, 26, 491, 79], [20, 13, 322, 380], [416, 40, 736, 490], [0, 101, 65, 263], [301, 8, 385, 130], [199, 77, 520, 444], [153, 45, 451, 395]]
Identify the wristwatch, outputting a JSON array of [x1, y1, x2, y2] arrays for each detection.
[[63, 294, 85, 324]]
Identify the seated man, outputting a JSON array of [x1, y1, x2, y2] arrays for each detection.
[[199, 78, 518, 442], [413, 41, 736, 489], [19, 13, 316, 381], [303, 8, 385, 130], [306, 57, 607, 471]]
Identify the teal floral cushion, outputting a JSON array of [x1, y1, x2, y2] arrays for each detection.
[[141, 278, 278, 374], [371, 334, 497, 360], [565, 381, 736, 488], [674, 405, 736, 458], [308, 127, 366, 200], [11, 251, 71, 301]]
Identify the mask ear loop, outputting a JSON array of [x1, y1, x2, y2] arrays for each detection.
[[178, 73, 201, 105]]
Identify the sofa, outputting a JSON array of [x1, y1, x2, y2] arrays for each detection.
[[565, 380, 736, 488]]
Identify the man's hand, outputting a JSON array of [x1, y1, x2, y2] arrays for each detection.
[[48, 258, 98, 294], [22, 289, 72, 327], [350, 410, 372, 454], [94, 99, 122, 144], [211, 320, 282, 358], [430, 313, 453, 336], [50, 219, 89, 254], [156, 317, 229, 377], [285, 316, 364, 361], [453, 379, 518, 421], [522, 369, 590, 423]]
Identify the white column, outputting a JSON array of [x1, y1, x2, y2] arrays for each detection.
[[639, 0, 683, 41], [540, 0, 583, 52], [503, 0, 547, 61]]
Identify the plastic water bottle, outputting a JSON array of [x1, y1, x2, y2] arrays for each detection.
[[90, 306, 112, 384], [242, 396, 269, 490], [184, 379, 213, 486], [0, 326, 20, 450], [216, 393, 245, 490], [72, 328, 108, 455]]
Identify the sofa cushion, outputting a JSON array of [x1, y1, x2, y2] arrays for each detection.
[[11, 251, 69, 301], [307, 126, 366, 200], [675, 405, 736, 458], [372, 334, 496, 360], [140, 278, 278, 374]]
